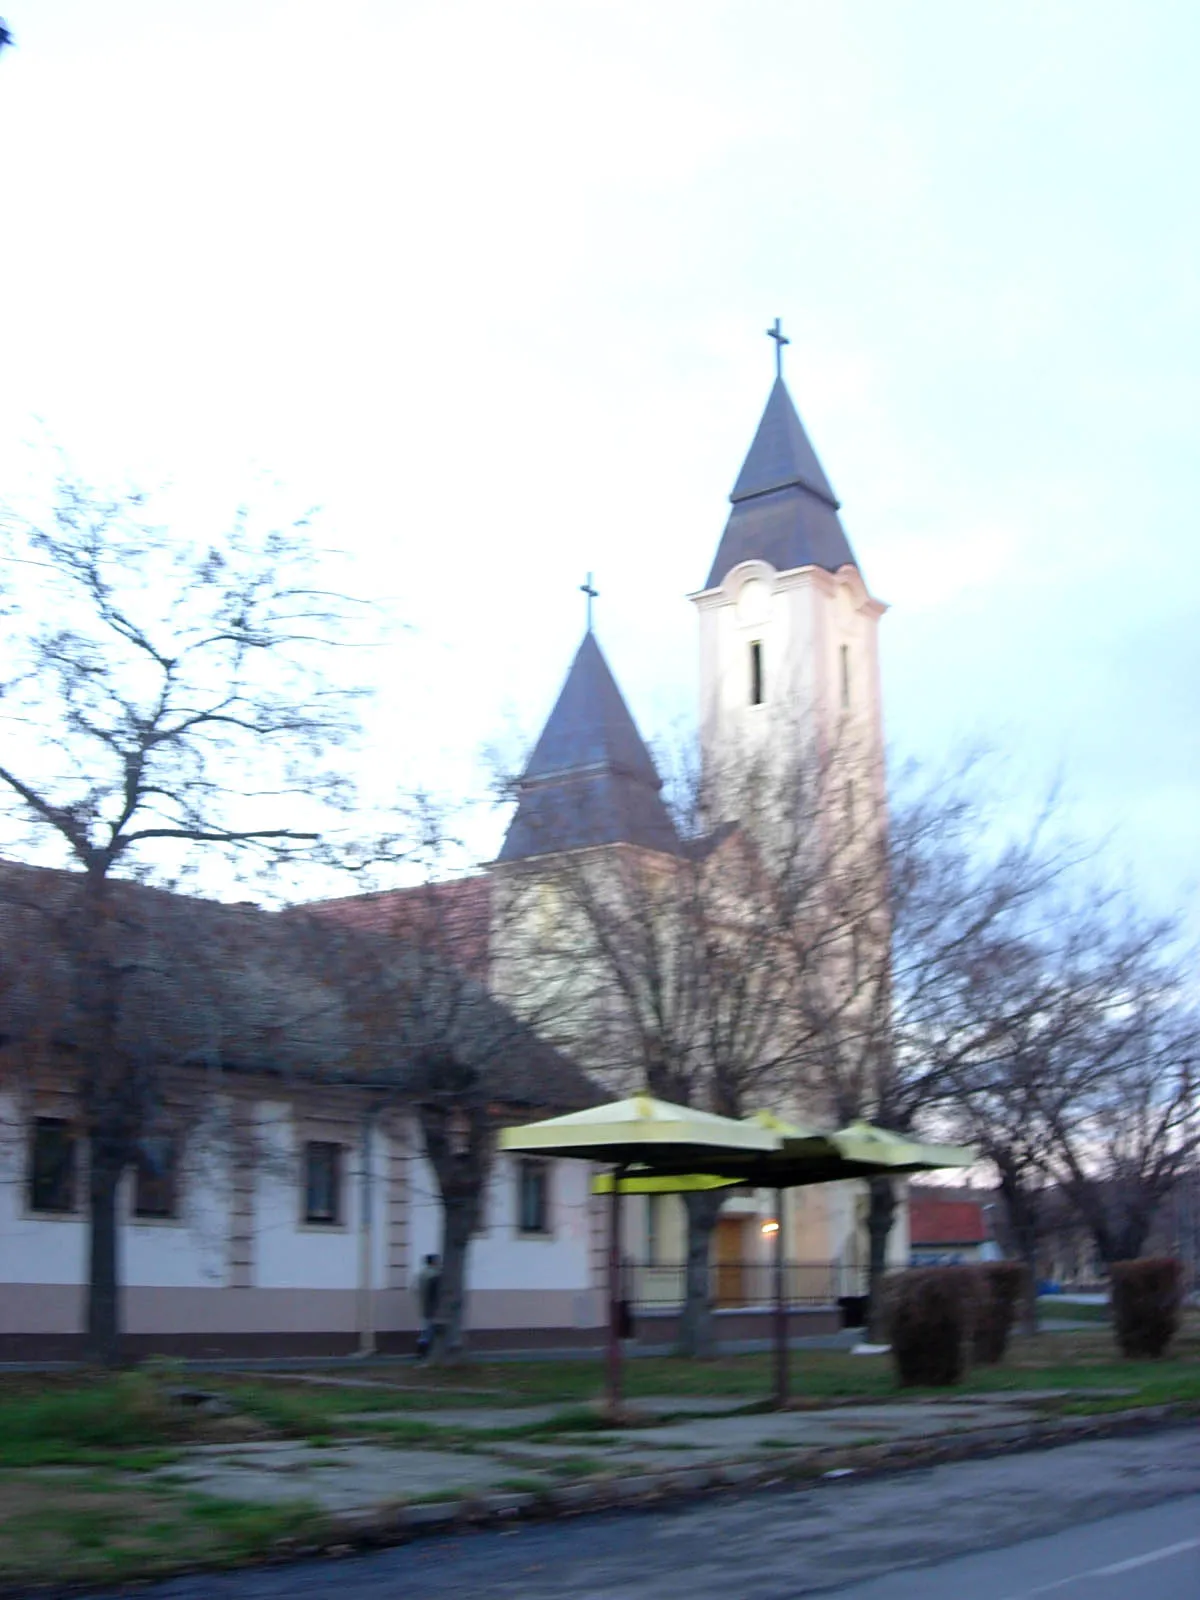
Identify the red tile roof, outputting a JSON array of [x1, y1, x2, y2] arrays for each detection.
[[908, 1191, 987, 1246], [301, 876, 492, 981]]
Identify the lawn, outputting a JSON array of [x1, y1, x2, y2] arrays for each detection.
[[0, 1472, 325, 1588], [0, 1316, 1195, 1585], [1036, 1299, 1112, 1324]]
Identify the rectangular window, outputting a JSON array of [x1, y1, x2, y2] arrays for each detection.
[[517, 1158, 551, 1235], [839, 643, 851, 708], [303, 1141, 342, 1225], [134, 1135, 178, 1219], [29, 1118, 76, 1214], [749, 640, 764, 705]]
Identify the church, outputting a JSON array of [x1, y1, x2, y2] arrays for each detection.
[[487, 326, 898, 1311], [0, 335, 908, 1358]]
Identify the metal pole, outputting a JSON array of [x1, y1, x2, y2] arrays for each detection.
[[774, 1186, 788, 1408], [606, 1165, 626, 1418], [358, 1105, 376, 1358]]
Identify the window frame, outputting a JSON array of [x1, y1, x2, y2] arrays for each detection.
[[516, 1156, 552, 1237], [133, 1133, 180, 1221], [302, 1140, 344, 1227], [28, 1117, 78, 1216]]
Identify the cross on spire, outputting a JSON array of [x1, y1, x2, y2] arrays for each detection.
[[580, 572, 599, 632], [766, 316, 789, 379]]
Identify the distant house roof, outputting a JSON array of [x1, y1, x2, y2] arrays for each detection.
[[302, 876, 492, 981], [498, 631, 679, 863], [704, 377, 858, 589], [908, 1190, 988, 1247]]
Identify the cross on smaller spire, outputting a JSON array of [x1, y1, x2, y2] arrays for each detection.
[[580, 572, 599, 632], [766, 316, 789, 379]]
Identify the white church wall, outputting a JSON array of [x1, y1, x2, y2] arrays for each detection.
[[406, 1142, 443, 1275], [0, 1091, 87, 1289], [252, 1100, 359, 1293]]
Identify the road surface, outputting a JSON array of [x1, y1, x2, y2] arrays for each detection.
[[76, 1426, 1200, 1600]]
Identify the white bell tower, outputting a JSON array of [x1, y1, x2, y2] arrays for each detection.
[[690, 328, 887, 822]]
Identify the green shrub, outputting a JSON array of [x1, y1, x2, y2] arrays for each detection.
[[970, 1262, 1027, 1365], [887, 1267, 979, 1387], [1110, 1258, 1182, 1359]]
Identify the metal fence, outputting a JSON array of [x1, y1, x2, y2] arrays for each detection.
[[625, 1260, 868, 1312]]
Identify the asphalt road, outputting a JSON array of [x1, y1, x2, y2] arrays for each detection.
[[75, 1427, 1200, 1600]]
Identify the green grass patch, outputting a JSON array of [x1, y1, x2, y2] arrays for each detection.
[[1037, 1300, 1112, 1324], [184, 1494, 324, 1560], [0, 1472, 324, 1587], [0, 1374, 178, 1467]]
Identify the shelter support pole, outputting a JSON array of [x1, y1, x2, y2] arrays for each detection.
[[358, 1104, 377, 1358], [606, 1165, 627, 1417], [773, 1186, 788, 1408]]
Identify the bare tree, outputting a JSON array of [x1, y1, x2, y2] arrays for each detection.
[[1027, 904, 1200, 1267], [297, 798, 594, 1360], [782, 751, 1081, 1334], [493, 740, 802, 1356], [931, 888, 1196, 1322], [0, 474, 381, 1362]]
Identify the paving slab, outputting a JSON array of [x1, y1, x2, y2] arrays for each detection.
[[163, 1442, 524, 1512], [634, 1396, 752, 1416], [953, 1388, 1138, 1404], [339, 1405, 567, 1429], [615, 1401, 1042, 1453], [341, 1396, 752, 1429], [149, 1397, 1051, 1516]]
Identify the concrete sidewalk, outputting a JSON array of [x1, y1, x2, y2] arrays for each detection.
[[145, 1392, 1073, 1515]]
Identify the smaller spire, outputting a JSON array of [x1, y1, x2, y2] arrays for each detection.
[[497, 632, 679, 863]]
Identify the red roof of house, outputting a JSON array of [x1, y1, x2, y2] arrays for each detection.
[[908, 1191, 987, 1247], [300, 876, 492, 981]]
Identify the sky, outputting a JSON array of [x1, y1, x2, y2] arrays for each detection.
[[0, 1, 1196, 918]]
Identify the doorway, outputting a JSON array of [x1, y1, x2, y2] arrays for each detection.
[[714, 1216, 749, 1306]]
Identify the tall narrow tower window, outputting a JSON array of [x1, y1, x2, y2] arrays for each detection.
[[839, 644, 851, 709], [749, 641, 764, 706]]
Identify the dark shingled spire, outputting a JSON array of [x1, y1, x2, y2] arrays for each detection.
[[705, 377, 858, 588], [498, 632, 679, 863]]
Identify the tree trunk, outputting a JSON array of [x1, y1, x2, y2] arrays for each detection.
[[997, 1167, 1041, 1335], [78, 877, 133, 1369], [1084, 1188, 1157, 1269], [434, 1196, 475, 1361], [85, 1146, 123, 1367], [865, 1177, 896, 1342], [677, 1190, 723, 1357], [417, 1098, 489, 1364]]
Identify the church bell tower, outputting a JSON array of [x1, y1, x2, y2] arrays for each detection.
[[690, 323, 887, 821]]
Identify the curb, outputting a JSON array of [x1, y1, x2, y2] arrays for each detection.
[[13, 1400, 1200, 1597]]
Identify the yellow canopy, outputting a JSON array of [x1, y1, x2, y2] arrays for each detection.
[[590, 1111, 976, 1193], [829, 1120, 976, 1172], [499, 1093, 778, 1173]]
